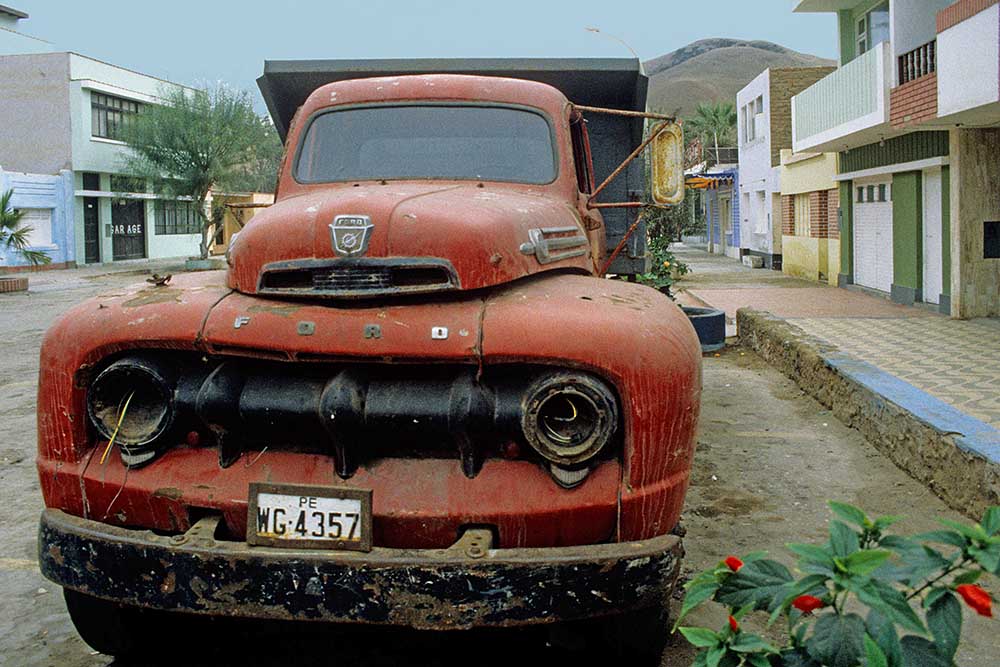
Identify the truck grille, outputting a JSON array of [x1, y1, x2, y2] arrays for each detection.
[[258, 258, 459, 299]]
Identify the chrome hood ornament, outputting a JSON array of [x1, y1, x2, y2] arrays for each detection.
[[329, 215, 374, 256]]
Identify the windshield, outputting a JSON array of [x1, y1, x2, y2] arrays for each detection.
[[295, 105, 557, 185]]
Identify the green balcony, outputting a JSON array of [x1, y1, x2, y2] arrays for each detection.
[[792, 41, 892, 153]]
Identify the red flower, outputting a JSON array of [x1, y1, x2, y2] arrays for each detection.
[[792, 595, 826, 614], [728, 615, 739, 632], [724, 556, 744, 572], [957, 584, 993, 618]]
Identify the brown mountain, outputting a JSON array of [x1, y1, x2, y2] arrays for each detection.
[[644, 39, 835, 119]]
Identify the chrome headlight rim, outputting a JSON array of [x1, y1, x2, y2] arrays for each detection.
[[520, 372, 618, 466]]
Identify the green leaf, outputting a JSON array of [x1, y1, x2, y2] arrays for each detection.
[[939, 518, 988, 542], [692, 650, 708, 667], [969, 543, 1000, 574], [856, 580, 926, 635], [788, 543, 837, 572], [873, 515, 903, 531], [914, 530, 967, 549], [715, 559, 794, 611], [982, 506, 1000, 536], [780, 648, 822, 667], [899, 636, 951, 667], [679, 626, 721, 648], [675, 581, 720, 628], [730, 632, 776, 654], [747, 654, 772, 667], [864, 633, 889, 667], [831, 521, 861, 558], [805, 612, 866, 667], [926, 591, 962, 661], [842, 549, 892, 576], [866, 610, 903, 667], [923, 587, 950, 609], [829, 501, 869, 528], [768, 574, 830, 625], [951, 570, 982, 586], [706, 644, 726, 667]]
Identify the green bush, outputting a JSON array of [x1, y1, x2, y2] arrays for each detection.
[[676, 503, 998, 666]]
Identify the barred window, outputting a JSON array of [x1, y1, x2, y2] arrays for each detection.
[[92, 92, 142, 140], [154, 200, 200, 235]]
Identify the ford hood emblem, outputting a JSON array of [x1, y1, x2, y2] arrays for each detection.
[[329, 215, 374, 256]]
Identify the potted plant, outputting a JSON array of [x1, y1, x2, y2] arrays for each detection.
[[0, 189, 50, 292]]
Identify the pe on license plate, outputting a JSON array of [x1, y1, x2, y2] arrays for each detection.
[[247, 483, 372, 552]]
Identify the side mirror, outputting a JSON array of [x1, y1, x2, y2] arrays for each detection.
[[650, 122, 684, 206]]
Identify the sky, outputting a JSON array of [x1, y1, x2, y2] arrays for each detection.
[[11, 0, 837, 112]]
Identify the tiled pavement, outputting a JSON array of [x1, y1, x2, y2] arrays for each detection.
[[790, 317, 1000, 430], [673, 245, 1000, 431]]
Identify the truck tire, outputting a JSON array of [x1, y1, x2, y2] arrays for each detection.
[[63, 589, 162, 657]]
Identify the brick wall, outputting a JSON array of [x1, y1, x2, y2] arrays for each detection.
[[938, 0, 999, 32], [809, 191, 829, 238], [890, 73, 939, 129], [768, 67, 836, 167], [827, 189, 840, 239], [781, 195, 796, 235]]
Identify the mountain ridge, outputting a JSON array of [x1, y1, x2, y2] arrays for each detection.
[[643, 38, 836, 118]]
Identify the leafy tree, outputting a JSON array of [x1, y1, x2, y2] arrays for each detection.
[[120, 85, 279, 259], [0, 189, 51, 266], [686, 101, 737, 159]]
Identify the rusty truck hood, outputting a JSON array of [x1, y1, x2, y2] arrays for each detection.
[[226, 183, 593, 295]]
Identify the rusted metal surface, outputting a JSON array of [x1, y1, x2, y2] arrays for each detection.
[[571, 104, 676, 122], [39, 509, 682, 629]]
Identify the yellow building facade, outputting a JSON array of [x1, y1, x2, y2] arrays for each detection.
[[778, 150, 840, 285]]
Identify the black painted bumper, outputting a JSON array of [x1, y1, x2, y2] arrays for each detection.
[[38, 510, 682, 630]]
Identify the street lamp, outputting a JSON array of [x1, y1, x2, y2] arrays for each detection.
[[585, 27, 644, 73]]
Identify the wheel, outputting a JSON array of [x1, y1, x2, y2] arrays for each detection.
[[63, 588, 162, 657]]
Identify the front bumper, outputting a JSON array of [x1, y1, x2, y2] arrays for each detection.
[[39, 509, 682, 630]]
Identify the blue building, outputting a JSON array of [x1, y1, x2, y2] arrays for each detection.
[[0, 168, 74, 269]]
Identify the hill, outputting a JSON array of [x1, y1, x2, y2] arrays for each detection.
[[644, 39, 835, 119]]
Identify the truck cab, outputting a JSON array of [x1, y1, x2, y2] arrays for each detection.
[[37, 59, 701, 662]]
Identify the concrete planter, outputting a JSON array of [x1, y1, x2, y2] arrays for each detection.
[[0, 276, 28, 293], [184, 257, 226, 272], [683, 306, 726, 352]]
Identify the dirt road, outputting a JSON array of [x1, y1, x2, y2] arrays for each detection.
[[0, 270, 994, 666]]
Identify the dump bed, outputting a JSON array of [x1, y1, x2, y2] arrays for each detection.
[[257, 58, 650, 274]]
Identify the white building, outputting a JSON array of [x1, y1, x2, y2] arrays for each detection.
[[736, 66, 834, 269], [0, 8, 201, 265]]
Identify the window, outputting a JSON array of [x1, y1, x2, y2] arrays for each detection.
[[110, 175, 145, 193], [91, 92, 142, 140], [878, 184, 887, 202], [295, 105, 557, 184], [794, 194, 811, 236], [742, 97, 765, 144], [867, 185, 876, 202], [154, 200, 200, 235], [857, 186, 865, 203], [16, 209, 53, 246], [856, 3, 889, 56]]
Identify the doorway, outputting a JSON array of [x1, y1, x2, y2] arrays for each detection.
[[111, 199, 146, 261], [922, 168, 943, 305]]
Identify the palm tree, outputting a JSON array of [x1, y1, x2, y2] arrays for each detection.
[[1, 189, 51, 266], [685, 102, 737, 162]]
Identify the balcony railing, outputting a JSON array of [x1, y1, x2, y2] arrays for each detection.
[[792, 41, 891, 152], [899, 40, 936, 85]]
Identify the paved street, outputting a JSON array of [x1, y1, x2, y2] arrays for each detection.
[[675, 245, 1000, 431], [0, 263, 996, 666]]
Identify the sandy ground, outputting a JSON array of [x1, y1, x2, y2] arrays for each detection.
[[0, 270, 996, 666]]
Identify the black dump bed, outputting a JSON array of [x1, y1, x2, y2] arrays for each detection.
[[257, 58, 650, 274]]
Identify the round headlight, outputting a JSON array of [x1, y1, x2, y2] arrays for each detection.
[[87, 356, 175, 462], [521, 372, 618, 466]]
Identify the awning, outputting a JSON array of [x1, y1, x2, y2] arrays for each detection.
[[685, 175, 733, 190]]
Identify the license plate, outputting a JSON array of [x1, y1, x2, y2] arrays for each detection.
[[247, 483, 372, 551]]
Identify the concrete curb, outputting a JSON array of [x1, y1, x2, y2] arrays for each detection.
[[737, 308, 1000, 518]]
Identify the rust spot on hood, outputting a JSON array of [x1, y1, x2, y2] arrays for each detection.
[[152, 487, 183, 501], [122, 288, 184, 308]]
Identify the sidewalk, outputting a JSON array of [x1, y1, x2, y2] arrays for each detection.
[[673, 245, 1000, 431], [1, 256, 192, 295]]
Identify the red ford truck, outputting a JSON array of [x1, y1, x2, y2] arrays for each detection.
[[36, 58, 701, 661]]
